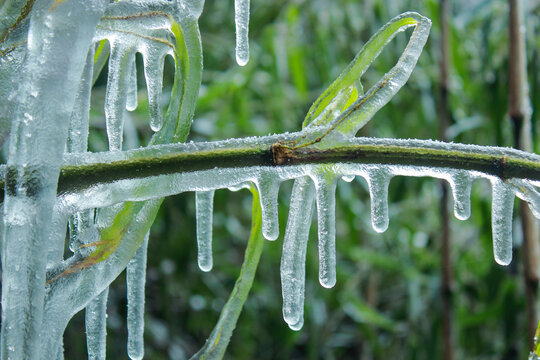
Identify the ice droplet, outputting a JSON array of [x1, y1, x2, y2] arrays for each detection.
[[255, 172, 280, 241], [366, 169, 391, 233], [449, 171, 473, 220], [196, 191, 215, 272], [491, 179, 514, 266], [281, 177, 314, 330], [143, 52, 165, 132], [86, 288, 109, 360], [313, 174, 338, 288], [234, 0, 250, 66], [126, 232, 149, 360]]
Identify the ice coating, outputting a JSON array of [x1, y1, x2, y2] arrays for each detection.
[[126, 55, 138, 112], [234, 0, 250, 66], [255, 172, 280, 241], [491, 179, 515, 265], [510, 178, 540, 219], [86, 288, 109, 360], [1, 2, 108, 359], [280, 177, 314, 330], [105, 42, 132, 151], [449, 171, 473, 220], [126, 232, 149, 360], [366, 169, 391, 233], [196, 190, 215, 272], [312, 173, 338, 288]]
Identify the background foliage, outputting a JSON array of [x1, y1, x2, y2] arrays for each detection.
[[58, 0, 540, 358]]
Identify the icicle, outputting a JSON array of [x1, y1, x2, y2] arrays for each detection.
[[126, 55, 138, 112], [366, 169, 391, 233], [449, 171, 473, 220], [126, 232, 149, 360], [341, 175, 355, 182], [196, 191, 215, 272], [491, 179, 515, 266], [312, 173, 338, 289], [67, 45, 94, 153], [86, 288, 109, 360], [105, 43, 131, 151], [255, 173, 280, 241], [281, 177, 314, 330], [143, 52, 165, 132], [234, 0, 250, 66]]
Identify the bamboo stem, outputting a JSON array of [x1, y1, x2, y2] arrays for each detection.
[[508, 0, 540, 348]]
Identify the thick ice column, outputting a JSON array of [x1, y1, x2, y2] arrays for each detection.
[[281, 177, 315, 330], [1, 2, 107, 359]]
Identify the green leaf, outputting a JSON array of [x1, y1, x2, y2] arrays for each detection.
[[302, 12, 431, 138]]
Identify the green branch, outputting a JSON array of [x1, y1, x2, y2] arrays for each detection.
[[3, 136, 539, 202]]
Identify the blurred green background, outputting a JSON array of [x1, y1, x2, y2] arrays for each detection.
[[64, 0, 540, 358]]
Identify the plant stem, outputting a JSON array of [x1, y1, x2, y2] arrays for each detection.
[[190, 186, 265, 360], [2, 137, 539, 201], [508, 0, 540, 348], [439, 1, 454, 359]]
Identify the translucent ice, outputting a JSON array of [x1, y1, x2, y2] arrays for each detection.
[[126, 55, 138, 112], [126, 232, 149, 360], [234, 0, 250, 66], [449, 171, 472, 220], [143, 51, 165, 132], [196, 191, 215, 272], [105, 43, 132, 151], [280, 177, 314, 330], [312, 173, 338, 288], [366, 169, 391, 233], [491, 179, 515, 266], [255, 172, 280, 241], [86, 288, 109, 360]]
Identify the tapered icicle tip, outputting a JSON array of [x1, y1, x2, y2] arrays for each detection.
[[255, 174, 280, 241], [491, 180, 514, 266], [234, 0, 250, 66], [367, 170, 391, 233], [287, 316, 304, 331]]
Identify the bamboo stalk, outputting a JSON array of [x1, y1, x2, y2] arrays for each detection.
[[508, 0, 540, 348], [439, 1, 454, 359]]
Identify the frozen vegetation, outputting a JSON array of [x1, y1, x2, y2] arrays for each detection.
[[0, 0, 538, 359]]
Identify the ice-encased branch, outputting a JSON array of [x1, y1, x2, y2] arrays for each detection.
[[3, 133, 539, 211], [47, 135, 540, 202]]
